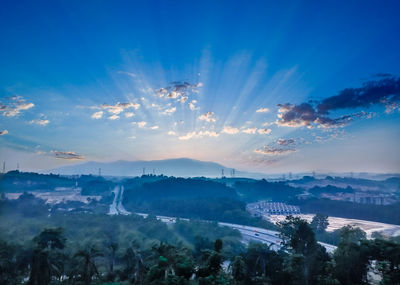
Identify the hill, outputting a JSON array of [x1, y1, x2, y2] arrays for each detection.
[[48, 158, 266, 178]]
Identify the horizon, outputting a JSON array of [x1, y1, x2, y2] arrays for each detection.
[[1, 1, 400, 174]]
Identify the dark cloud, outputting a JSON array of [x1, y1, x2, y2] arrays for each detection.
[[276, 75, 398, 128], [254, 146, 297, 156], [155, 81, 203, 100], [317, 76, 400, 114], [51, 151, 85, 160], [277, 138, 295, 146]]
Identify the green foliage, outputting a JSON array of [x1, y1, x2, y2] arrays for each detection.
[[296, 198, 400, 225], [310, 213, 329, 234]]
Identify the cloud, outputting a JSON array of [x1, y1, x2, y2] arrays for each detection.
[[276, 103, 317, 128], [150, 125, 159, 130], [96, 102, 140, 115], [125, 112, 135, 118], [178, 130, 219, 140], [108, 115, 120, 120], [0, 96, 34, 117], [254, 146, 297, 156], [256, 107, 270, 113], [222, 126, 239, 135], [0, 130, 8, 135], [198, 112, 216, 122], [317, 75, 400, 114], [137, 121, 147, 128], [30, 119, 50, 126], [257, 128, 272, 135], [91, 111, 104, 119], [117, 71, 136, 78], [277, 138, 296, 146], [276, 75, 400, 128], [155, 81, 203, 100], [242, 127, 257, 134], [189, 100, 199, 111], [168, 131, 176, 135], [177, 96, 188, 103], [51, 151, 85, 160], [161, 107, 177, 115]]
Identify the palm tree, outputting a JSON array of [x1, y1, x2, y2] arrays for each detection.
[[28, 228, 66, 285], [74, 245, 103, 285], [123, 244, 146, 284]]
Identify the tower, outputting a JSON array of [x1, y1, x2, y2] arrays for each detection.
[[2, 161, 5, 173], [221, 169, 224, 178], [98, 168, 101, 177]]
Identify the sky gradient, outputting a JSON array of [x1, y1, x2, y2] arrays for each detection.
[[1, 0, 400, 174]]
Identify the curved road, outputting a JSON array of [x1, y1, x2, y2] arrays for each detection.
[[110, 186, 336, 253]]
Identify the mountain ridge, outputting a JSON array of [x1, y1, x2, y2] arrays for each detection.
[[47, 158, 267, 178]]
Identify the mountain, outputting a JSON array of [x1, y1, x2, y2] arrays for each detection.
[[47, 158, 266, 178]]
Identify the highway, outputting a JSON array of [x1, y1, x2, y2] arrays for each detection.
[[135, 213, 337, 254], [111, 186, 336, 254], [108, 185, 131, 215]]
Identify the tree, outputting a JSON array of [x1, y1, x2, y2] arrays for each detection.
[[310, 213, 329, 234], [230, 256, 247, 283], [278, 216, 332, 285], [74, 245, 104, 285], [28, 228, 66, 285], [333, 226, 369, 285]]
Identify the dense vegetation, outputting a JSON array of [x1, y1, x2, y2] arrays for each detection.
[[1, 211, 400, 285], [295, 198, 400, 225], [2, 171, 400, 226]]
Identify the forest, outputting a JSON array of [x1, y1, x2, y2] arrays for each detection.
[[1, 205, 400, 285]]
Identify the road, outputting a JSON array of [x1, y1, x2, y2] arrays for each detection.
[[108, 185, 131, 215], [110, 188, 336, 253], [135, 213, 337, 254]]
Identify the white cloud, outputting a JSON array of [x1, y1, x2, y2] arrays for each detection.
[[168, 131, 176, 135], [198, 111, 216, 122], [178, 96, 188, 103], [256, 107, 270, 113], [125, 112, 134, 118], [222, 126, 239, 135], [178, 130, 219, 140], [150, 125, 159, 130], [117, 71, 136, 78], [189, 101, 198, 111], [0, 96, 35, 117], [179, 131, 196, 140], [137, 121, 147, 128], [30, 119, 50, 126], [257, 128, 272, 135], [242, 127, 257, 134], [91, 111, 104, 119], [0, 129, 8, 135], [161, 107, 177, 115], [98, 102, 140, 115], [108, 115, 120, 120]]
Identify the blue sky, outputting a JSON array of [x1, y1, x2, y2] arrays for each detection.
[[1, 0, 400, 174]]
